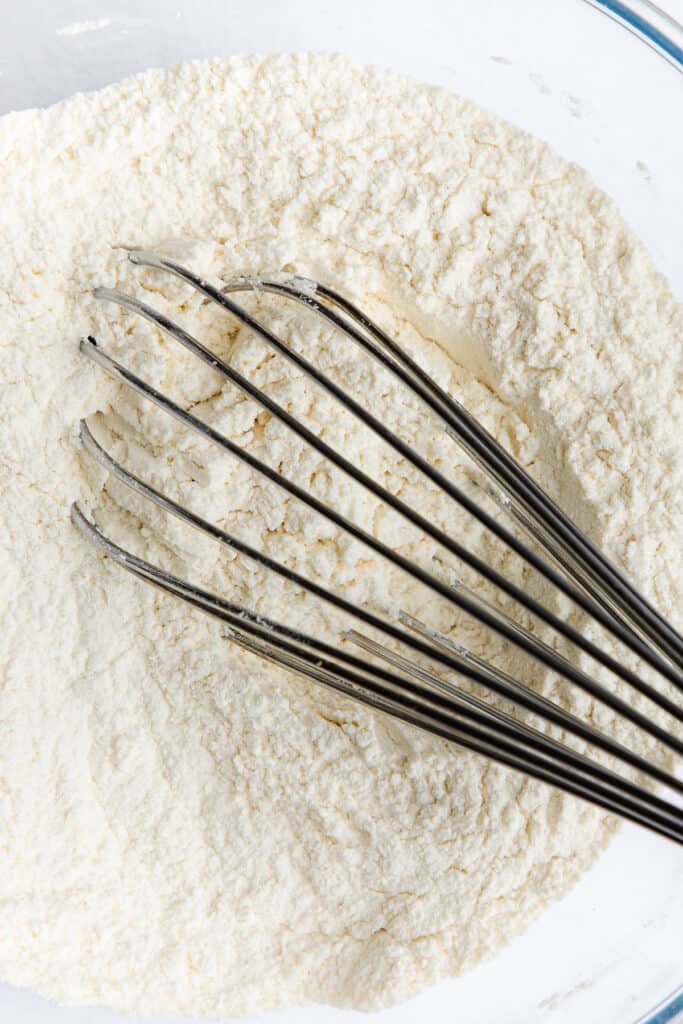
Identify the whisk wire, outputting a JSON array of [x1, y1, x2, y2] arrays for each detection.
[[127, 251, 683, 683], [72, 253, 683, 844], [90, 285, 683, 724], [70, 504, 683, 845], [78, 415, 683, 780]]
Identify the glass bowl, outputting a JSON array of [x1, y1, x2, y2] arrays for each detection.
[[1, 1, 681, 1021]]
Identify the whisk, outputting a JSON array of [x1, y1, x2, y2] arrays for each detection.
[[71, 250, 683, 844]]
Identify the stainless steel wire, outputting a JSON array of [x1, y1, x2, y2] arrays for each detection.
[[72, 251, 683, 844]]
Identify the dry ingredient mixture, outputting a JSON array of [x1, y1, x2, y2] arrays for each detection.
[[0, 54, 681, 1016]]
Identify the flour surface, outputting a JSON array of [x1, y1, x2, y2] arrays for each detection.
[[0, 55, 681, 1016]]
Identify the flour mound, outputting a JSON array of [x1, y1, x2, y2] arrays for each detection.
[[0, 54, 680, 1016]]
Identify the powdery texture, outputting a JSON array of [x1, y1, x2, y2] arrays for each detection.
[[0, 55, 681, 1016]]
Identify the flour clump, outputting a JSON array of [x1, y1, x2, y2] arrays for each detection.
[[0, 54, 680, 1016]]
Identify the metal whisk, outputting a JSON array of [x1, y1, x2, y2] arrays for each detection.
[[72, 250, 683, 844]]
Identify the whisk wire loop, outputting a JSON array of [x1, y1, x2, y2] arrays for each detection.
[[72, 253, 683, 843]]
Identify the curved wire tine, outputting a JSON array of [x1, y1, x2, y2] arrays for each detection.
[[76, 409, 683, 768], [123, 250, 683, 698], [305, 277, 683, 674], [82, 304, 683, 735], [69, 505, 683, 842]]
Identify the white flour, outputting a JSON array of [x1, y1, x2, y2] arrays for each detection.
[[0, 54, 681, 1016]]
